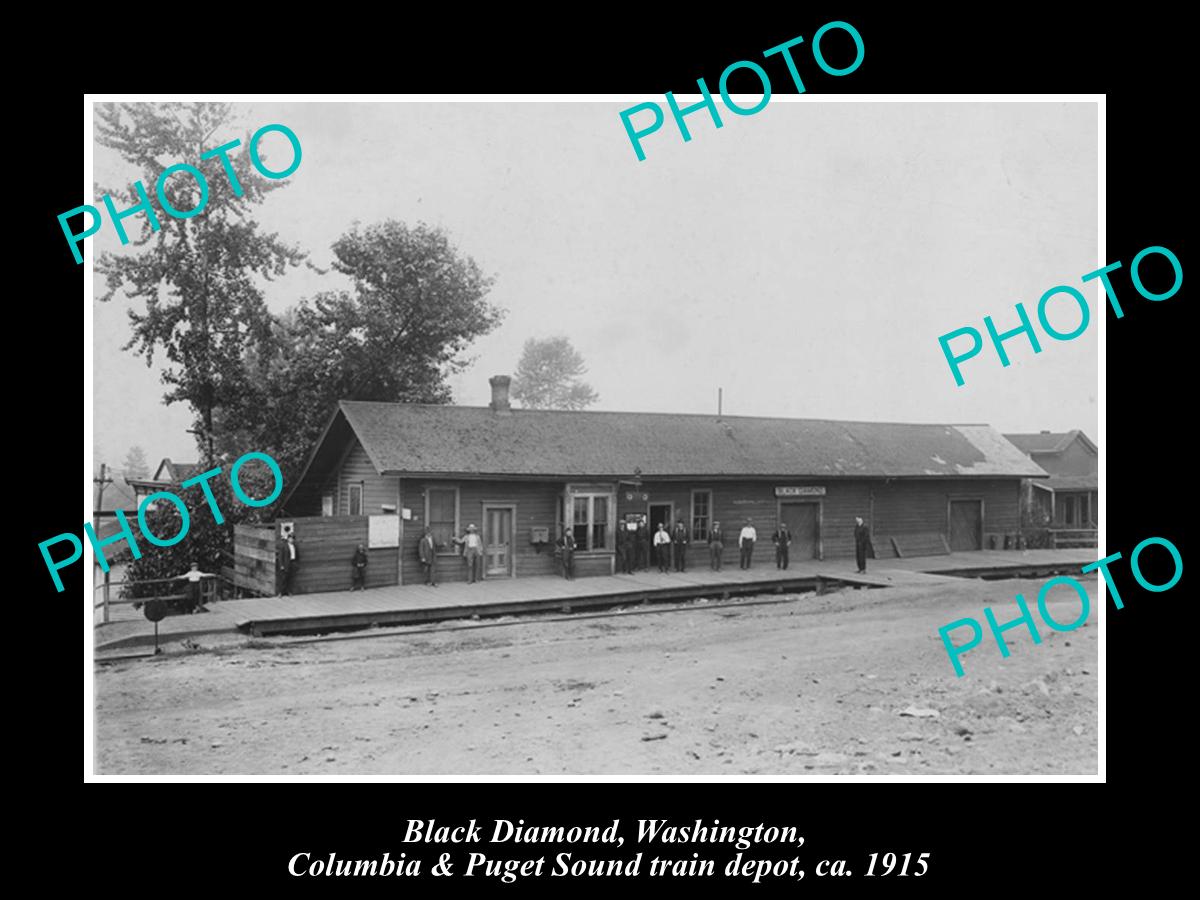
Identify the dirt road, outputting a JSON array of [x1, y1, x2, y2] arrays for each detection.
[[93, 577, 1098, 775]]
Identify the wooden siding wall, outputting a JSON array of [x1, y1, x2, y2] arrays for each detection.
[[615, 481, 872, 565], [399, 479, 566, 584], [615, 478, 1023, 564], [337, 442, 400, 516], [232, 523, 277, 595], [288, 515, 399, 594], [873, 478, 1021, 551], [292, 448, 1028, 586]]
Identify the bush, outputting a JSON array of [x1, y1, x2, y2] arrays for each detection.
[[122, 457, 280, 605], [1020, 528, 1054, 550]]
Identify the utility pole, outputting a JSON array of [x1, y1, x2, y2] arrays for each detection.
[[93, 462, 112, 518], [93, 463, 113, 605]]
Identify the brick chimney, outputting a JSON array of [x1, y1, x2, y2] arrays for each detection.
[[489, 375, 512, 414]]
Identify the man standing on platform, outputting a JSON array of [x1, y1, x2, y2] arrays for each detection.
[[278, 532, 298, 596], [418, 527, 438, 586], [635, 515, 650, 572], [854, 516, 875, 574], [772, 520, 792, 570], [739, 518, 757, 570], [558, 526, 577, 580], [708, 520, 724, 571], [455, 524, 484, 584], [653, 522, 672, 573], [351, 543, 368, 591], [672, 519, 689, 572]]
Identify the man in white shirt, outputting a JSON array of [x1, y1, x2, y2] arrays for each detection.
[[653, 522, 672, 573], [455, 524, 484, 584], [739, 518, 757, 570]]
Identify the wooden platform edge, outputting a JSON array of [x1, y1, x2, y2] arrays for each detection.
[[237, 576, 825, 636]]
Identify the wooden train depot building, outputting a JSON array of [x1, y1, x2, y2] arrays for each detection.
[[261, 377, 1047, 595]]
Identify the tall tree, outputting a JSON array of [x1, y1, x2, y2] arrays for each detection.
[[95, 102, 306, 464], [213, 220, 505, 480], [511, 336, 599, 410], [121, 445, 149, 479]]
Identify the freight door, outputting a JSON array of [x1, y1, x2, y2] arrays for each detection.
[[949, 500, 982, 551], [780, 502, 820, 560]]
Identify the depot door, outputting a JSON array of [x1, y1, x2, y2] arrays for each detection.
[[483, 506, 514, 576], [780, 502, 820, 560], [949, 500, 983, 551], [648, 503, 674, 533]]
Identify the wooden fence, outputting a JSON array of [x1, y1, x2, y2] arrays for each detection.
[[233, 516, 400, 596], [232, 523, 278, 595], [93, 572, 219, 625]]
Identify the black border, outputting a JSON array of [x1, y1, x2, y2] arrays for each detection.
[[34, 8, 1185, 890]]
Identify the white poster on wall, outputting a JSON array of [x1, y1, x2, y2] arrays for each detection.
[[368, 515, 400, 548]]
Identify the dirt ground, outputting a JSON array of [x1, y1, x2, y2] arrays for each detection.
[[93, 576, 1099, 775]]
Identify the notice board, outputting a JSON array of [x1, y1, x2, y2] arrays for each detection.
[[368, 514, 400, 548]]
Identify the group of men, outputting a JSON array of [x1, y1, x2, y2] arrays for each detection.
[[601, 516, 810, 574], [273, 511, 878, 595], [417, 523, 485, 586]]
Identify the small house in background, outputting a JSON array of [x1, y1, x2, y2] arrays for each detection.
[[1004, 430, 1097, 543], [264, 375, 1048, 595], [94, 457, 200, 551], [125, 458, 201, 509]]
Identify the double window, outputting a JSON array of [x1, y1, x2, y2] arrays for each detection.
[[691, 490, 712, 541], [571, 494, 610, 550], [427, 487, 459, 553]]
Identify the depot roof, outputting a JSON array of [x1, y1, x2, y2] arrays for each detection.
[[285, 402, 1046, 507]]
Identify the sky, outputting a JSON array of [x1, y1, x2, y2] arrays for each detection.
[[91, 100, 1098, 469]]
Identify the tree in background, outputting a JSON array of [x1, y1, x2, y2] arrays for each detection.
[[95, 102, 306, 465], [511, 336, 599, 410], [214, 220, 505, 481], [121, 445, 149, 479]]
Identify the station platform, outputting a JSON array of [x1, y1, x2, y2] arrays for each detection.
[[93, 548, 1095, 652]]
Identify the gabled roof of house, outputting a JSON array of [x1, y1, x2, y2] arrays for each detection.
[[1004, 430, 1097, 456], [152, 458, 201, 483], [1038, 474, 1099, 493], [287, 402, 1046, 502]]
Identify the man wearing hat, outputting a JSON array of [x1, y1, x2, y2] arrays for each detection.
[[708, 520, 724, 571], [277, 531, 299, 596], [635, 515, 650, 572], [672, 518, 690, 572], [454, 524, 484, 584], [772, 520, 792, 570]]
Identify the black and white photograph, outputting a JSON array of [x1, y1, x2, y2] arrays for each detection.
[[86, 97, 1100, 777]]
